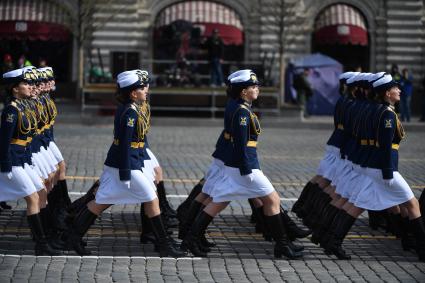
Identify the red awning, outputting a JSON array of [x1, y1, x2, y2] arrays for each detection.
[[314, 4, 368, 46], [0, 21, 70, 41], [194, 22, 243, 45], [314, 25, 368, 46]]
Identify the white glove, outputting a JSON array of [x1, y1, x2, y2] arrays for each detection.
[[122, 180, 131, 189], [383, 179, 394, 186], [2, 172, 12, 180]]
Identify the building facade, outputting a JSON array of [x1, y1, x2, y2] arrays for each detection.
[[1, 0, 425, 104]]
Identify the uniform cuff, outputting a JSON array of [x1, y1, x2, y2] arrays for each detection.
[[119, 169, 131, 181], [0, 161, 12, 173], [382, 168, 393, 180]]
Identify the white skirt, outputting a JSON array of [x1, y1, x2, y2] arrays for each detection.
[[32, 152, 50, 179], [333, 159, 353, 194], [317, 145, 340, 180], [338, 166, 360, 199], [23, 163, 45, 191], [40, 147, 57, 173], [353, 168, 414, 211], [0, 165, 39, 202], [143, 148, 160, 184], [48, 141, 64, 163], [346, 165, 373, 204], [95, 165, 157, 205], [210, 166, 275, 203], [202, 158, 225, 195]]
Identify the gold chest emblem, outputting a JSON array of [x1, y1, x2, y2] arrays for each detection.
[[240, 117, 247, 126], [6, 113, 14, 123], [127, 118, 135, 127]]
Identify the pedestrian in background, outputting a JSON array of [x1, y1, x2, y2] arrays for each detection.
[[294, 68, 313, 118], [400, 68, 413, 122], [205, 28, 224, 87]]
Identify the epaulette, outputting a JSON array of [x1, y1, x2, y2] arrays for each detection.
[[238, 104, 251, 112], [130, 103, 138, 111]]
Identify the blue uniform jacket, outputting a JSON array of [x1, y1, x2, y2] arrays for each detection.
[[226, 101, 261, 175], [212, 98, 238, 163], [41, 93, 56, 143], [104, 102, 145, 181], [326, 94, 350, 148], [358, 102, 385, 168], [367, 105, 403, 179], [349, 98, 374, 165], [0, 100, 32, 172]]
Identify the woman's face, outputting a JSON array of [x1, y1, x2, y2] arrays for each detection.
[[31, 83, 40, 97], [13, 81, 32, 99], [386, 86, 401, 105], [131, 84, 149, 103], [242, 85, 259, 102]]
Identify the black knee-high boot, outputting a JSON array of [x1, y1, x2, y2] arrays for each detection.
[[254, 206, 272, 241], [177, 178, 204, 222], [264, 214, 303, 259], [181, 211, 214, 257], [58, 179, 72, 208], [411, 217, 425, 261], [149, 214, 186, 257], [41, 206, 66, 249], [248, 199, 257, 224], [65, 206, 97, 255], [303, 191, 332, 228], [157, 181, 177, 218], [296, 183, 321, 219], [323, 210, 356, 260], [67, 180, 99, 216], [292, 181, 314, 214], [196, 204, 215, 252], [40, 207, 52, 237], [280, 207, 311, 240], [47, 185, 68, 231], [311, 204, 340, 245], [398, 214, 416, 251], [27, 213, 61, 256], [140, 205, 156, 244], [178, 200, 203, 240], [368, 210, 383, 230]]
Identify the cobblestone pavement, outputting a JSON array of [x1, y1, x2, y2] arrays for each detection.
[[1, 122, 425, 282]]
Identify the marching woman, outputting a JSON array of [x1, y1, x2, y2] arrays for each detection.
[[64, 72, 185, 257], [350, 74, 425, 261], [308, 74, 425, 261], [178, 70, 309, 252], [39, 67, 73, 231], [181, 70, 302, 259], [177, 70, 244, 246], [292, 72, 358, 223], [0, 68, 59, 255], [117, 70, 178, 224]]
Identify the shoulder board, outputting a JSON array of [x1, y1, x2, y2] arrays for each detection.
[[126, 103, 141, 115], [238, 104, 251, 113], [7, 101, 20, 111]]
